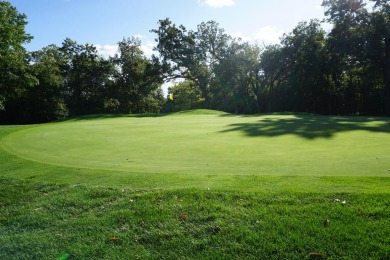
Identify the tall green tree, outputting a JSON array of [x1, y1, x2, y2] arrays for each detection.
[[151, 19, 231, 107], [112, 37, 164, 113], [370, 0, 390, 116], [60, 38, 114, 115], [322, 0, 389, 115], [280, 20, 330, 113], [213, 40, 261, 113], [21, 45, 68, 122], [259, 44, 292, 112], [323, 0, 370, 114], [168, 80, 203, 111], [0, 1, 35, 112]]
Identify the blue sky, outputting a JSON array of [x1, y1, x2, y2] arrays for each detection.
[[9, 0, 328, 58]]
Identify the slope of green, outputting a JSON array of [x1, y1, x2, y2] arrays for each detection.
[[2, 111, 390, 177]]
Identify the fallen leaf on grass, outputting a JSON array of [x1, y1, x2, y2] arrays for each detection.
[[109, 236, 120, 241], [180, 213, 188, 220], [309, 252, 324, 258]]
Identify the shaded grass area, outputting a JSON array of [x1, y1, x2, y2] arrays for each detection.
[[1, 177, 389, 259], [64, 109, 229, 122], [220, 113, 390, 139]]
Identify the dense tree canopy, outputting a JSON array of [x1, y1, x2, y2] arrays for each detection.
[[166, 80, 204, 112], [111, 37, 165, 114], [1, 0, 390, 124], [0, 1, 34, 112]]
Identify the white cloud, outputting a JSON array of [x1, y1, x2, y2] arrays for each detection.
[[133, 34, 145, 40], [95, 44, 118, 58], [140, 41, 157, 58], [95, 36, 157, 59], [229, 27, 284, 45], [198, 0, 235, 8], [253, 26, 284, 44], [162, 79, 185, 96], [231, 32, 251, 42]]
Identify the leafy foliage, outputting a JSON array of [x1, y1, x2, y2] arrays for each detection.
[[111, 37, 164, 113], [167, 80, 204, 112], [0, 2, 35, 113], [2, 1, 390, 123]]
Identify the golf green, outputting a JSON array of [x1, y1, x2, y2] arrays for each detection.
[[2, 111, 390, 176]]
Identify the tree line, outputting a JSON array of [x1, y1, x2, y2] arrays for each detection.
[[1, 0, 389, 124]]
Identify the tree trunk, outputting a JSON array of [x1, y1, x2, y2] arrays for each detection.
[[385, 37, 390, 117], [267, 99, 272, 113], [267, 81, 277, 113], [199, 84, 210, 109], [256, 98, 260, 114]]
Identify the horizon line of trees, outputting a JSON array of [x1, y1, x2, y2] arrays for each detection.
[[1, 0, 390, 124]]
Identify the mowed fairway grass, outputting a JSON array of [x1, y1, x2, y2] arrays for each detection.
[[0, 110, 389, 259]]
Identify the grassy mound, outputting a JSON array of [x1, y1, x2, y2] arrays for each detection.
[[1, 177, 389, 259]]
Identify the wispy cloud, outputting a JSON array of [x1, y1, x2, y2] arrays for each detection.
[[230, 26, 284, 45], [231, 32, 251, 42], [140, 41, 157, 58], [95, 40, 156, 59], [133, 34, 145, 40], [253, 26, 284, 44], [198, 0, 235, 8], [95, 44, 118, 58]]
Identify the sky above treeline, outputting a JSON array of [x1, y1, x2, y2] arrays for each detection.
[[9, 0, 329, 58]]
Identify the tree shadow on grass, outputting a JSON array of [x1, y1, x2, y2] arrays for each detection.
[[62, 110, 220, 122], [64, 113, 167, 121], [220, 114, 390, 140]]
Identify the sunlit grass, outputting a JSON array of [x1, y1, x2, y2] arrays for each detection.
[[1, 177, 389, 259], [0, 110, 389, 258], [2, 110, 390, 179]]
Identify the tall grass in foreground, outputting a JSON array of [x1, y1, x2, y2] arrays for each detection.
[[0, 177, 389, 259]]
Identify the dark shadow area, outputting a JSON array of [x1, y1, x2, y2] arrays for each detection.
[[220, 114, 390, 139], [63, 113, 168, 122], [61, 109, 225, 122]]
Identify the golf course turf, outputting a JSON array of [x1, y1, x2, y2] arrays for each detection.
[[2, 110, 390, 177], [0, 110, 389, 259]]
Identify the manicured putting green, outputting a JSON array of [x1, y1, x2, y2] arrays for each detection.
[[2, 110, 390, 176]]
